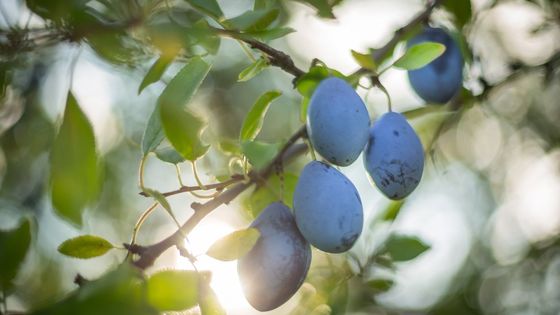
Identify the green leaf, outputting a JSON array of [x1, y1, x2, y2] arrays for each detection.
[[384, 235, 430, 262], [245, 27, 296, 41], [254, 0, 277, 10], [198, 277, 225, 315], [50, 93, 100, 226], [141, 104, 165, 156], [226, 8, 279, 31], [138, 55, 175, 94], [146, 270, 199, 311], [239, 91, 281, 141], [294, 0, 343, 19], [351, 49, 376, 70], [184, 0, 223, 19], [244, 173, 298, 218], [31, 265, 157, 315], [238, 58, 268, 82], [381, 200, 404, 221], [0, 219, 31, 291], [207, 228, 260, 261], [58, 235, 114, 259], [367, 278, 394, 293], [241, 140, 281, 170], [159, 57, 211, 161], [142, 189, 180, 226], [155, 147, 185, 164], [394, 42, 446, 70], [443, 0, 472, 29]]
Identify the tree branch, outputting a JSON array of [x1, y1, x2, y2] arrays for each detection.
[[133, 127, 308, 269]]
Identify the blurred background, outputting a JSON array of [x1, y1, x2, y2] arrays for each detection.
[[0, 0, 560, 314]]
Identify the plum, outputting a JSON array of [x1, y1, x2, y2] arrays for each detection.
[[307, 77, 370, 166], [407, 27, 464, 104], [363, 112, 424, 200], [293, 161, 363, 253], [237, 202, 311, 312]]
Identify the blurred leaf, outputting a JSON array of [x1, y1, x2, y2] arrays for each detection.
[[146, 270, 199, 311], [58, 235, 114, 259], [254, 0, 278, 10], [245, 27, 296, 41], [381, 200, 404, 221], [351, 50, 376, 70], [155, 147, 185, 164], [328, 281, 348, 315], [239, 91, 281, 141], [217, 139, 242, 156], [310, 304, 332, 315], [394, 42, 446, 70], [0, 219, 31, 291], [294, 0, 343, 18], [50, 93, 100, 226], [238, 58, 268, 82], [32, 265, 157, 315], [184, 0, 223, 19], [190, 20, 221, 55], [198, 276, 225, 315], [367, 278, 394, 293], [241, 140, 281, 170], [384, 235, 430, 262], [138, 55, 175, 94], [226, 8, 279, 31], [244, 173, 298, 218], [26, 0, 89, 21], [141, 104, 165, 156], [443, 0, 472, 29], [159, 57, 211, 161], [207, 228, 260, 261]]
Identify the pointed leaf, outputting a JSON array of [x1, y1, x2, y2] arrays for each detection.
[[155, 147, 185, 164], [241, 140, 281, 170], [226, 8, 279, 31], [138, 55, 175, 94], [141, 104, 165, 155], [384, 235, 430, 262], [238, 58, 268, 82], [50, 93, 100, 226], [146, 270, 199, 311], [184, 0, 223, 19], [367, 278, 394, 293], [239, 90, 281, 141], [207, 228, 260, 261], [394, 42, 446, 70], [159, 57, 211, 161], [351, 49, 376, 70], [58, 235, 114, 259], [294, 0, 343, 19], [245, 27, 296, 41], [0, 219, 31, 291], [244, 172, 298, 218], [143, 189, 180, 226]]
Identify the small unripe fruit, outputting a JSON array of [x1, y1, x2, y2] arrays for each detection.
[[293, 161, 363, 253], [237, 202, 311, 312], [407, 27, 464, 104], [363, 112, 424, 200], [307, 77, 370, 166]]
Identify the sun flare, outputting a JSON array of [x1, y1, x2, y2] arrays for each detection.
[[176, 219, 253, 313]]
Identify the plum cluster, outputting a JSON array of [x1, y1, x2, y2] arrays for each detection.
[[237, 27, 463, 311]]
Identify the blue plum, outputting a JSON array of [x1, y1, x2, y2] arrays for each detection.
[[307, 77, 370, 166], [363, 112, 424, 200], [237, 202, 311, 312], [407, 27, 464, 104], [293, 161, 363, 253]]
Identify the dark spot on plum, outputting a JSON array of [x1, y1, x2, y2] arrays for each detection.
[[341, 234, 358, 248], [338, 217, 344, 230], [393, 130, 399, 136], [392, 193, 398, 199], [345, 158, 350, 163]]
